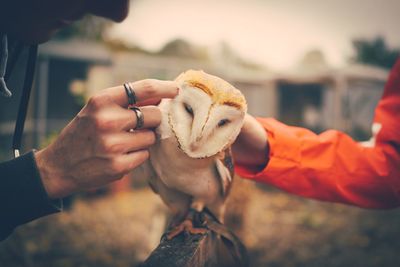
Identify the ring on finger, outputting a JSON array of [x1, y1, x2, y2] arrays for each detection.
[[130, 106, 144, 130], [124, 82, 137, 106]]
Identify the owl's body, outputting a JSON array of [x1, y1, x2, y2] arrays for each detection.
[[140, 70, 247, 231], [148, 129, 226, 220]]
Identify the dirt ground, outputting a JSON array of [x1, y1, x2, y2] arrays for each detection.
[[1, 183, 400, 267]]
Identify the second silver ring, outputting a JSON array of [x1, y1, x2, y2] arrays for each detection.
[[130, 106, 144, 130]]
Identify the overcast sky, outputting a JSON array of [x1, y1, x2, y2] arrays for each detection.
[[109, 0, 400, 70]]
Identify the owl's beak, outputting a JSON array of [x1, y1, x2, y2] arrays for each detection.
[[189, 140, 201, 151], [190, 143, 199, 151], [189, 135, 203, 151]]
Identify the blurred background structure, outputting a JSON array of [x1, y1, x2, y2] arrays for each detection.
[[1, 0, 400, 266]]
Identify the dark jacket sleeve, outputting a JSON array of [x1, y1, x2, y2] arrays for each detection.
[[0, 151, 62, 241]]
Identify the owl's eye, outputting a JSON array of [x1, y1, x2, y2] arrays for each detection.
[[183, 103, 194, 116], [218, 119, 230, 127]]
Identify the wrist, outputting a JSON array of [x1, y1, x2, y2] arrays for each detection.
[[34, 148, 72, 199], [233, 141, 269, 171], [232, 114, 269, 169]]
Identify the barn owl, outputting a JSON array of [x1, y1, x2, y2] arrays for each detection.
[[138, 70, 247, 238]]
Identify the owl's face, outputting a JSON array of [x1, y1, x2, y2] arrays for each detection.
[[168, 70, 247, 158]]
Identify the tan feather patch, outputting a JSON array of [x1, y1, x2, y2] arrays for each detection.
[[175, 70, 247, 112], [186, 81, 214, 97]]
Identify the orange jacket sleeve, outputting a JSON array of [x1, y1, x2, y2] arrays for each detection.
[[236, 59, 400, 209]]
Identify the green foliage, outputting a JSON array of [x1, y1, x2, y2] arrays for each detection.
[[352, 36, 399, 69]]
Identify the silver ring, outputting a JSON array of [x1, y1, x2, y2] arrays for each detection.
[[130, 107, 144, 130], [124, 82, 137, 106]]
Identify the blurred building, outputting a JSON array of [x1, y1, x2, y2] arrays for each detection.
[[101, 47, 388, 140], [0, 40, 111, 159], [0, 40, 389, 160], [232, 51, 388, 139]]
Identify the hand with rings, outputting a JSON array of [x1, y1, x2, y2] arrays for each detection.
[[35, 79, 179, 199]]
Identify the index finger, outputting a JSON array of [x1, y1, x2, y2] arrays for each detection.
[[102, 79, 179, 107]]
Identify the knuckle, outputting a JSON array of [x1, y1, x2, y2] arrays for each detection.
[[142, 79, 158, 97], [92, 113, 116, 131], [93, 114, 107, 130], [85, 96, 117, 131], [97, 136, 109, 152], [87, 94, 112, 111], [109, 143, 123, 153], [87, 95, 104, 110], [98, 136, 120, 154]]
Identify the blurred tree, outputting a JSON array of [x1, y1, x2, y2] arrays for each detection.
[[352, 36, 399, 69], [157, 38, 209, 59], [217, 41, 265, 70], [54, 15, 111, 41]]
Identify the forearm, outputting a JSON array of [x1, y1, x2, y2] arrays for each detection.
[[235, 118, 400, 209], [0, 151, 61, 241]]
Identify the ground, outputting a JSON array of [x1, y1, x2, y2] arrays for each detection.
[[1, 184, 400, 267]]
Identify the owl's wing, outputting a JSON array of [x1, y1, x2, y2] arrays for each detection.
[[134, 155, 192, 218], [215, 147, 235, 199]]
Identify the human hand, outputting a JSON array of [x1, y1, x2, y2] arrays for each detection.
[[231, 114, 269, 171], [35, 79, 179, 199]]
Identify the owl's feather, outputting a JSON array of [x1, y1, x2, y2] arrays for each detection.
[[215, 148, 234, 198], [136, 70, 246, 223]]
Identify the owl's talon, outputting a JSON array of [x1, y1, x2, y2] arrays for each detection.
[[166, 218, 207, 240]]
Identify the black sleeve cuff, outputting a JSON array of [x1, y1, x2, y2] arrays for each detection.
[[0, 151, 62, 240]]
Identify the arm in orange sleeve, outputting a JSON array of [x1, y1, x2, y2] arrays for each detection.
[[236, 59, 400, 209]]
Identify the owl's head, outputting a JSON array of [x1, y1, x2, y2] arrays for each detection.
[[168, 70, 247, 158]]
